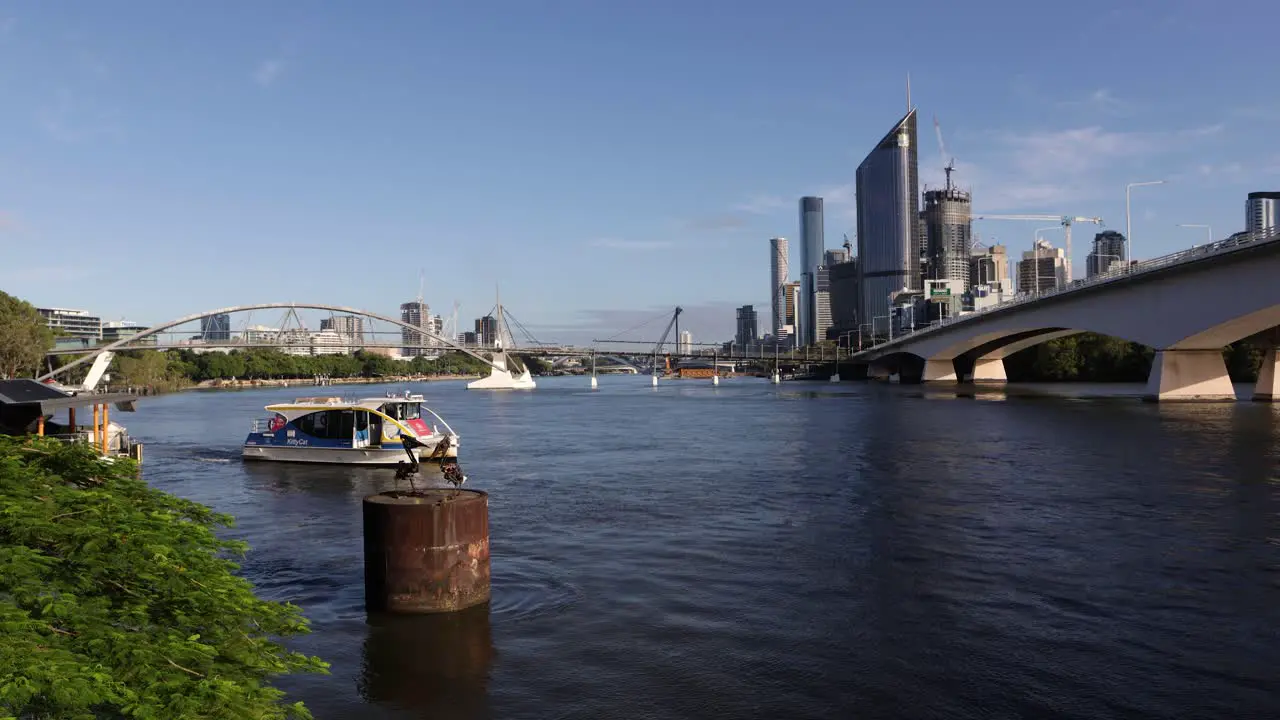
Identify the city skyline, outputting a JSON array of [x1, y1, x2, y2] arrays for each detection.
[[0, 3, 1274, 343]]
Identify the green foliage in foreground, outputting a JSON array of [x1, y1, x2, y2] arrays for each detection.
[[0, 437, 328, 719]]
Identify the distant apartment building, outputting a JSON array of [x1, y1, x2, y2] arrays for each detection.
[[735, 305, 758, 346], [278, 328, 312, 357], [200, 313, 231, 342], [1247, 191, 1279, 234], [243, 325, 281, 343], [400, 300, 430, 357], [969, 244, 1012, 293], [1085, 230, 1128, 277], [676, 330, 693, 355], [475, 315, 497, 347], [462, 331, 478, 346], [101, 321, 153, 345], [1017, 240, 1067, 293], [37, 307, 102, 340], [320, 315, 365, 351], [309, 330, 347, 356]]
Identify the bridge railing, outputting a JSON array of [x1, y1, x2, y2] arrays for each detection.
[[861, 225, 1280, 354]]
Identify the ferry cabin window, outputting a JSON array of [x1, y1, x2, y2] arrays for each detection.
[[296, 410, 356, 440], [380, 403, 402, 421], [404, 403, 422, 420]]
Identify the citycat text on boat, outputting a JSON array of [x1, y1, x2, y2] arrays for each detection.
[[242, 390, 459, 465]]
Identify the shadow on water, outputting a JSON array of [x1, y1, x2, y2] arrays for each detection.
[[358, 605, 495, 719]]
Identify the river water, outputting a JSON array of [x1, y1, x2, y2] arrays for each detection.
[[127, 376, 1280, 719]]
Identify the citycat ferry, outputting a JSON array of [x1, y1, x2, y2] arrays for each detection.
[[241, 391, 460, 465]]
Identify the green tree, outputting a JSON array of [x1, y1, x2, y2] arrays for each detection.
[[0, 436, 328, 718], [0, 291, 55, 379], [114, 350, 172, 388]]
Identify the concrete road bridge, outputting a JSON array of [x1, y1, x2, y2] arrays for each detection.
[[851, 227, 1280, 402]]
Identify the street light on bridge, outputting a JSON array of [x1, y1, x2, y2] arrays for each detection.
[[1177, 223, 1213, 246], [1125, 179, 1166, 267]]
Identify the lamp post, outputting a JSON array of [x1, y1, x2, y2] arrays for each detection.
[[1177, 223, 1213, 247], [1126, 180, 1166, 267]]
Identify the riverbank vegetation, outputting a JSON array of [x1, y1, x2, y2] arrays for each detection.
[[0, 437, 327, 718], [94, 348, 493, 392], [1004, 334, 1265, 382]]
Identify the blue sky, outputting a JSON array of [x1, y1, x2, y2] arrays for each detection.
[[0, 0, 1275, 345]]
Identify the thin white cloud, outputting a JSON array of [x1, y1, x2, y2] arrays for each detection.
[[589, 238, 673, 251], [34, 88, 123, 143], [253, 59, 285, 87], [732, 195, 787, 215], [1057, 88, 1136, 116]]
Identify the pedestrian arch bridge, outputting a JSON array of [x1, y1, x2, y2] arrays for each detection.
[[852, 227, 1280, 402]]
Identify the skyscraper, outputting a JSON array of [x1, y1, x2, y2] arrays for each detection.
[[798, 197, 825, 346], [856, 108, 920, 334], [735, 305, 758, 346], [814, 266, 833, 342], [769, 237, 790, 339], [922, 172, 972, 286], [199, 313, 230, 342], [400, 300, 430, 357], [1085, 231, 1127, 277], [1247, 191, 1279, 233], [475, 315, 497, 347]]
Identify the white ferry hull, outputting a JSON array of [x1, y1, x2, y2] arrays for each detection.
[[241, 441, 459, 466]]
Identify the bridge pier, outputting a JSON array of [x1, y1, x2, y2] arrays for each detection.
[[1145, 349, 1237, 402], [970, 357, 1008, 383], [921, 359, 958, 383], [1253, 347, 1280, 401]]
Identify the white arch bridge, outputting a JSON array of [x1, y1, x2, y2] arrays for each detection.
[[37, 302, 530, 387]]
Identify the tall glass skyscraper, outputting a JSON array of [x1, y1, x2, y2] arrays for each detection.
[[769, 237, 789, 339], [798, 197, 824, 346], [1247, 191, 1279, 233], [856, 109, 920, 335]]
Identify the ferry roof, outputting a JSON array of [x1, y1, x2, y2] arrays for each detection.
[[265, 393, 427, 412]]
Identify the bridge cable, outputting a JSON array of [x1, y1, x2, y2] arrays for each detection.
[[500, 310, 544, 347]]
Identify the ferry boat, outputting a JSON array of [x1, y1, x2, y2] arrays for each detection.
[[241, 391, 460, 466]]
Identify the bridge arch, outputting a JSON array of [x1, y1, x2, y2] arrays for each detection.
[[37, 302, 505, 381]]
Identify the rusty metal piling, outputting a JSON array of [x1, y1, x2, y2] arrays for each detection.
[[362, 489, 491, 614]]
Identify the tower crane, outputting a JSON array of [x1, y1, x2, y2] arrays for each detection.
[[970, 214, 1104, 284], [933, 115, 957, 190]]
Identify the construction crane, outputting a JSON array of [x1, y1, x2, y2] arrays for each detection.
[[933, 115, 957, 190], [970, 214, 1104, 284]]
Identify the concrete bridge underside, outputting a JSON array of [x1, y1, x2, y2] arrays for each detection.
[[856, 238, 1280, 402]]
